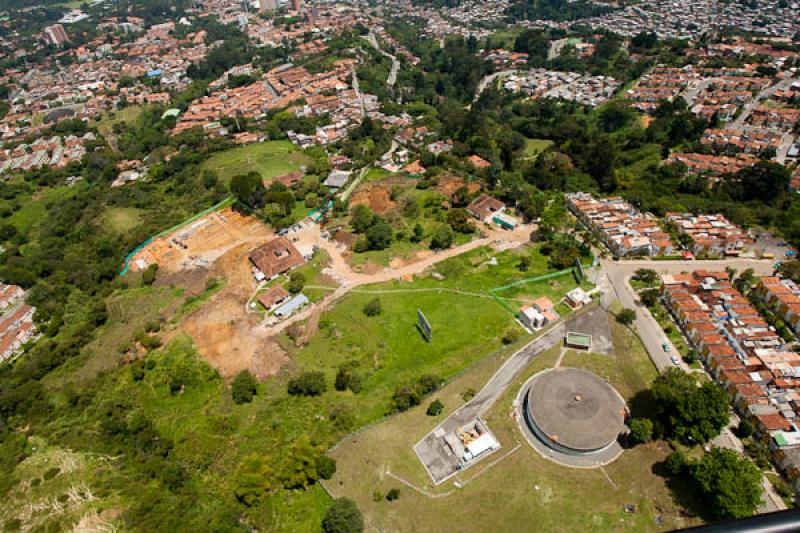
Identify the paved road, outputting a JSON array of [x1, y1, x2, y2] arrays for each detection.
[[473, 69, 517, 103], [414, 321, 568, 483], [364, 29, 400, 87], [776, 131, 796, 165], [597, 258, 775, 372]]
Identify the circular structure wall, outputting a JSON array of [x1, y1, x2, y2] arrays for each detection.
[[523, 367, 626, 456]]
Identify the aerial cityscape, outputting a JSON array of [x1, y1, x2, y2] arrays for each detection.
[[1, 0, 800, 531]]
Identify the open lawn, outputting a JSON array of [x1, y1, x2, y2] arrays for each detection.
[[19, 243, 591, 532], [523, 138, 554, 159], [100, 207, 143, 234], [200, 141, 313, 184], [328, 309, 699, 532], [94, 105, 147, 141]]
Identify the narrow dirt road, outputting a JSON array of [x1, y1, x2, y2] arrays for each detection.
[[258, 222, 535, 337]]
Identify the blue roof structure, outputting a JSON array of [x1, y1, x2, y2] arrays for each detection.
[[274, 293, 309, 318]]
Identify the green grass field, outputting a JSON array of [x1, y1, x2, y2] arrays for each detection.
[[200, 141, 313, 184], [100, 207, 144, 234], [327, 312, 700, 532], [8, 243, 590, 532], [94, 105, 147, 141], [523, 138, 555, 159]]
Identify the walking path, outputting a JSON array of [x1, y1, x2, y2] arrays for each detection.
[[255, 222, 535, 337]]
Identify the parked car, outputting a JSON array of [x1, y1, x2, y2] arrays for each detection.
[[671, 355, 680, 365], [662, 342, 670, 353]]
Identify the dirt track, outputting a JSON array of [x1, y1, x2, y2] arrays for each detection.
[[157, 209, 534, 381]]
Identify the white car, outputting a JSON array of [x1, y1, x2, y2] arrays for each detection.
[[670, 355, 680, 365]]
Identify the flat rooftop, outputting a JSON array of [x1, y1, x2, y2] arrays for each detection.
[[526, 368, 625, 452]]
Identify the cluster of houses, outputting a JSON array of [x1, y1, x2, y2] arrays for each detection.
[[700, 128, 784, 156], [566, 192, 673, 257], [756, 277, 800, 340], [578, 0, 799, 40], [174, 60, 379, 141], [667, 152, 760, 179], [0, 283, 36, 362], [661, 270, 800, 493], [665, 212, 754, 258], [248, 236, 310, 320], [0, 133, 94, 175], [0, 17, 208, 144], [503, 69, 621, 108]]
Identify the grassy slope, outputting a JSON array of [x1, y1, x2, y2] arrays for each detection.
[[8, 243, 588, 531], [329, 314, 700, 532], [200, 141, 313, 185]]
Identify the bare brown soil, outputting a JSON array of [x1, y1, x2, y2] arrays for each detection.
[[435, 174, 480, 200], [349, 177, 415, 214], [144, 209, 290, 380]]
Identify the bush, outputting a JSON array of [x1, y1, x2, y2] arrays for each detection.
[[385, 488, 400, 501], [362, 298, 382, 317], [616, 308, 636, 326], [232, 370, 258, 404], [502, 328, 522, 344], [288, 371, 327, 396], [462, 388, 477, 402], [287, 271, 306, 294], [390, 374, 442, 412], [430, 224, 454, 250], [316, 455, 337, 480], [322, 498, 364, 533], [334, 362, 361, 394], [426, 399, 444, 416], [233, 453, 273, 506], [142, 263, 159, 286]]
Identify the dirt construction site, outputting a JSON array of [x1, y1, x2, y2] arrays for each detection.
[[128, 207, 268, 275], [129, 207, 291, 380], [126, 201, 538, 381]]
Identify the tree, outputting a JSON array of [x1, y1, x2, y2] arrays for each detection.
[[233, 453, 273, 506], [365, 219, 393, 250], [363, 298, 382, 317], [385, 488, 400, 501], [287, 271, 306, 294], [426, 399, 444, 416], [232, 370, 258, 404], [321, 498, 364, 533], [446, 208, 474, 234], [315, 455, 337, 480], [142, 263, 159, 286], [736, 419, 755, 439], [651, 369, 729, 444], [731, 161, 791, 206], [633, 268, 659, 285], [430, 225, 454, 250], [690, 448, 762, 520], [350, 205, 374, 233], [230, 172, 265, 208], [287, 371, 326, 396], [639, 288, 660, 308], [628, 418, 653, 445], [411, 223, 425, 243], [616, 308, 637, 326]]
